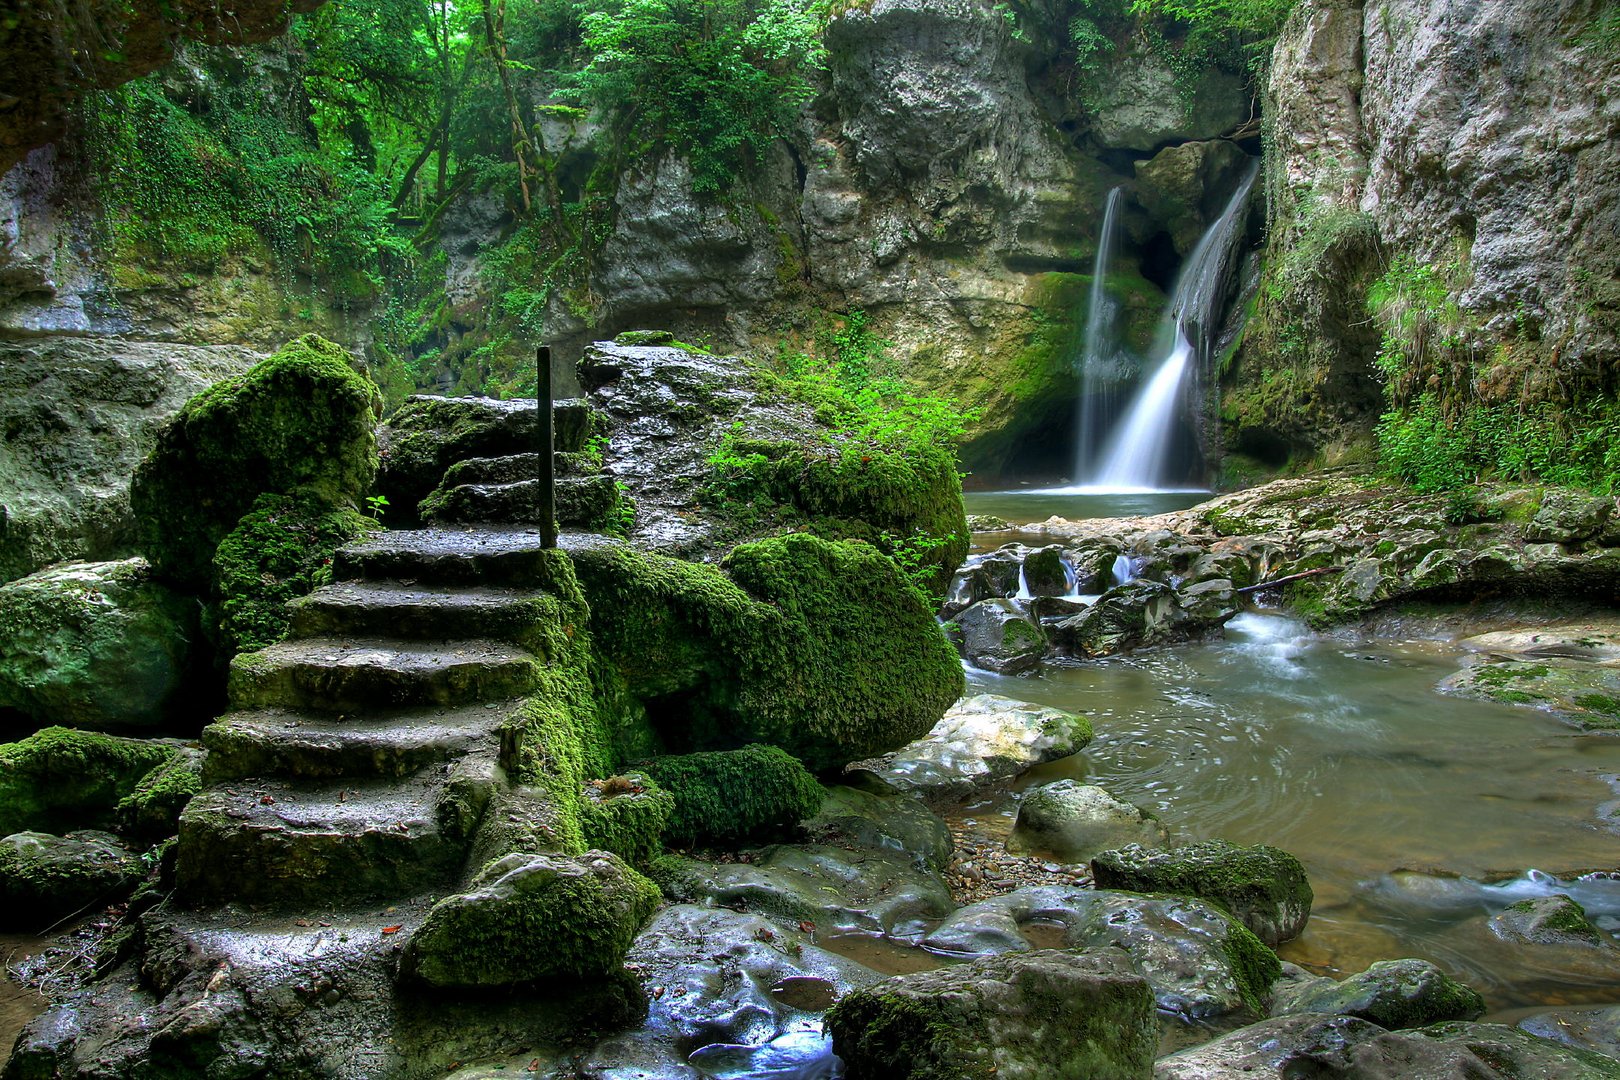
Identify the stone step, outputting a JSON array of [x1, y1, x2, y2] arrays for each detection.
[[438, 451, 599, 488], [288, 581, 551, 644], [175, 764, 496, 906], [228, 638, 542, 713], [333, 527, 555, 586], [392, 395, 597, 455], [201, 702, 512, 783], [423, 475, 619, 528]]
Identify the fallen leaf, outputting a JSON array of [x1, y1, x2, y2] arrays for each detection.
[[380, 925, 402, 935]]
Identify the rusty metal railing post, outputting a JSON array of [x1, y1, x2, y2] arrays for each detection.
[[536, 345, 557, 549]]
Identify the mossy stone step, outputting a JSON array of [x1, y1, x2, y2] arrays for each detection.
[[333, 527, 556, 586], [201, 702, 512, 783], [175, 764, 497, 906], [228, 638, 542, 713], [437, 451, 598, 488], [288, 581, 555, 645], [422, 475, 620, 528]]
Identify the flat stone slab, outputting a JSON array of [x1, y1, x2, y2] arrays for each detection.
[[289, 581, 555, 644], [227, 637, 541, 712], [333, 528, 615, 585]]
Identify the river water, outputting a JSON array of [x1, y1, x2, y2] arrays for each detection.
[[959, 490, 1620, 1014]]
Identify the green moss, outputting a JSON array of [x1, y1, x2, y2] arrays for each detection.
[[824, 991, 976, 1080], [1574, 692, 1620, 717], [580, 773, 675, 865], [130, 335, 381, 588], [0, 728, 177, 836], [571, 535, 963, 771], [639, 745, 824, 849], [115, 752, 203, 842], [1474, 663, 1551, 686], [212, 493, 376, 655], [1504, 896, 1597, 939], [1219, 921, 1282, 1013]]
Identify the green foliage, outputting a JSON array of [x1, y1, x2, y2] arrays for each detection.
[[566, 0, 829, 193], [212, 493, 376, 656], [1367, 253, 1469, 405], [130, 335, 382, 588], [639, 745, 824, 848], [1130, 0, 1296, 77]]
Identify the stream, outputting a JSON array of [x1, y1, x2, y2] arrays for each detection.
[[959, 490, 1620, 1015]]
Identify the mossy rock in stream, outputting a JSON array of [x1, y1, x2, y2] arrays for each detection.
[[130, 334, 380, 589], [1091, 839, 1314, 946], [570, 534, 964, 771], [640, 745, 824, 849]]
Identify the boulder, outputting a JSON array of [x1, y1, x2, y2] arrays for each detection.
[[826, 949, 1158, 1080], [1091, 840, 1314, 946], [1518, 1005, 1620, 1063], [921, 886, 1280, 1019], [803, 785, 954, 870], [0, 830, 143, 924], [402, 850, 660, 987], [579, 772, 675, 867], [849, 694, 1092, 803], [1021, 546, 1072, 596], [0, 558, 201, 730], [0, 727, 179, 836], [1010, 781, 1168, 861], [1271, 958, 1486, 1029], [639, 744, 824, 849], [1490, 894, 1606, 947], [129, 334, 380, 589], [1526, 490, 1612, 544], [956, 598, 1047, 674], [1055, 580, 1235, 658], [660, 844, 954, 940], [1156, 1015, 1619, 1079]]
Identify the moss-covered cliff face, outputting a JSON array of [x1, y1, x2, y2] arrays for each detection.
[[1225, 0, 1620, 477]]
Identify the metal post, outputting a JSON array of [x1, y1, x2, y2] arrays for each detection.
[[536, 345, 557, 549]]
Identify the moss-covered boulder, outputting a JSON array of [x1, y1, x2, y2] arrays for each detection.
[[1272, 958, 1486, 1029], [0, 559, 201, 731], [639, 745, 824, 849], [130, 334, 380, 589], [825, 949, 1157, 1080], [1490, 895, 1606, 947], [401, 850, 660, 988], [1091, 840, 1314, 946], [0, 727, 178, 836], [954, 599, 1046, 674], [115, 746, 204, 842], [0, 830, 144, 925], [580, 773, 675, 866], [212, 492, 375, 655], [572, 534, 964, 771]]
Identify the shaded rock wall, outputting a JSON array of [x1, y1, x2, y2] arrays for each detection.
[[1224, 0, 1620, 464]]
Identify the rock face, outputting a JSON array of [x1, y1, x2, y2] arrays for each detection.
[[1091, 840, 1314, 946], [0, 338, 258, 583], [825, 949, 1158, 1080], [0, 559, 201, 731], [1227, 0, 1620, 461]]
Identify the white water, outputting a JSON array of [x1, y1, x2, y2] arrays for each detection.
[[1082, 163, 1258, 492], [1073, 187, 1124, 480]]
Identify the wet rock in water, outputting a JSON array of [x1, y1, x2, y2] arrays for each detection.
[[402, 850, 660, 987], [0, 559, 203, 731], [1155, 1015, 1620, 1079], [966, 515, 1013, 533], [659, 844, 954, 940], [1490, 894, 1607, 947], [0, 830, 142, 924], [941, 565, 996, 617], [1091, 839, 1313, 946], [971, 553, 1025, 598], [1053, 579, 1236, 659], [1270, 957, 1485, 1029], [847, 694, 1091, 804], [1518, 1005, 1620, 1063], [580, 905, 883, 1079], [1009, 781, 1167, 861], [1021, 546, 1071, 597], [955, 599, 1046, 674], [1439, 657, 1620, 730], [921, 886, 1279, 1020], [825, 949, 1157, 1080], [803, 785, 954, 871]]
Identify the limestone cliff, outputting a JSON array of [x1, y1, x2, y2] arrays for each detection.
[[1224, 0, 1620, 465]]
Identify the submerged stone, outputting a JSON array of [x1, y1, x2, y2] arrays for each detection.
[[1091, 840, 1313, 946], [403, 850, 659, 988], [1271, 958, 1486, 1029], [1009, 780, 1168, 861], [825, 949, 1157, 1080]]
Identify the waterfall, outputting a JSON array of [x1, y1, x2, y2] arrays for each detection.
[[1087, 162, 1258, 491], [1073, 187, 1124, 480]]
